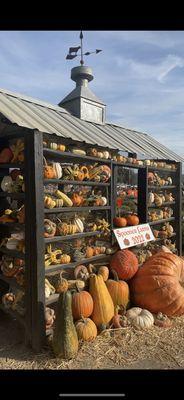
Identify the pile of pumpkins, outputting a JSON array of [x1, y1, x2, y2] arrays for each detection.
[[51, 248, 184, 359]]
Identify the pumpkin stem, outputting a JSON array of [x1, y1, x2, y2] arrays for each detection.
[[43, 156, 48, 166], [88, 264, 96, 275], [111, 269, 119, 282]]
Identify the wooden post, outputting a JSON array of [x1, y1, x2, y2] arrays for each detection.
[[24, 129, 45, 351], [111, 163, 118, 245], [175, 162, 182, 256], [138, 167, 148, 223]]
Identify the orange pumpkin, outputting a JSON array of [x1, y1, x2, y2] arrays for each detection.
[[86, 247, 94, 258], [130, 252, 184, 316], [110, 249, 139, 281], [113, 217, 127, 227], [72, 290, 94, 320], [75, 317, 97, 341], [106, 269, 130, 310], [126, 214, 139, 226], [44, 166, 56, 179]]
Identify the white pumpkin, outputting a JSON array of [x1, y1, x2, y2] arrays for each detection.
[[53, 162, 62, 179], [103, 151, 110, 159], [126, 307, 154, 329], [49, 142, 58, 150]]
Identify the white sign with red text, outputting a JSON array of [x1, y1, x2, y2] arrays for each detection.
[[113, 223, 155, 250]]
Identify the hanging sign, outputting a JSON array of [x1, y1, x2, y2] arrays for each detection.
[[113, 223, 155, 250]]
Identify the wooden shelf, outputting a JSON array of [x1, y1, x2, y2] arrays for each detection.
[[148, 185, 176, 190], [0, 163, 24, 169], [0, 247, 25, 259], [149, 217, 175, 226], [45, 254, 111, 275], [148, 201, 175, 208], [44, 179, 110, 187], [44, 230, 103, 243], [154, 233, 176, 242], [46, 293, 59, 306], [148, 166, 177, 173], [112, 162, 145, 169], [43, 148, 112, 164], [0, 192, 25, 200], [44, 206, 111, 213]]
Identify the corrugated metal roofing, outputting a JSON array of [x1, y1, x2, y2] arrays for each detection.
[[0, 87, 183, 162]]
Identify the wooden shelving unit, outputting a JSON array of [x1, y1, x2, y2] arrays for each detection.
[[0, 128, 182, 352]]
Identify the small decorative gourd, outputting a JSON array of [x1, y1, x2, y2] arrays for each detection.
[[44, 196, 56, 209], [54, 271, 69, 293], [74, 265, 89, 282], [60, 254, 71, 264], [74, 218, 84, 233], [44, 219, 56, 238], [86, 247, 94, 258], [57, 144, 66, 152], [43, 157, 56, 179], [71, 193, 84, 206], [98, 266, 109, 282]]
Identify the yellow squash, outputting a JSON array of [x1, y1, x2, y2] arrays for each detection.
[[89, 274, 114, 327]]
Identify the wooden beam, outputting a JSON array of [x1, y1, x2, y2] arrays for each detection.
[[24, 130, 45, 351]]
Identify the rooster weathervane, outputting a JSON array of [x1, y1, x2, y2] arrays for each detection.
[[66, 30, 102, 65]]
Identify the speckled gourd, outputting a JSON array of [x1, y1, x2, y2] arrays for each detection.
[[52, 291, 79, 359]]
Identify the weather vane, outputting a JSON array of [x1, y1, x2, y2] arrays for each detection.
[[66, 30, 102, 65]]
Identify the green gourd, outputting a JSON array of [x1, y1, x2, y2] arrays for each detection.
[[52, 290, 79, 359]]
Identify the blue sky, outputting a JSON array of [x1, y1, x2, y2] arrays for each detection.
[[0, 30, 184, 158]]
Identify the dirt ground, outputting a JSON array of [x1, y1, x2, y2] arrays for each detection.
[[1, 310, 184, 370]]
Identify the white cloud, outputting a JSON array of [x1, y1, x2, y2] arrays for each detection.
[[129, 54, 184, 83]]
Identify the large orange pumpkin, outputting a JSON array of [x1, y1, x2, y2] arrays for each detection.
[[72, 290, 94, 320], [106, 270, 130, 310], [110, 249, 138, 281], [129, 252, 184, 316]]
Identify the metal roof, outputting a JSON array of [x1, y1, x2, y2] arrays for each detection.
[[0, 87, 183, 162]]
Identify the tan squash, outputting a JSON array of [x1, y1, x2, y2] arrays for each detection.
[[89, 274, 114, 327]]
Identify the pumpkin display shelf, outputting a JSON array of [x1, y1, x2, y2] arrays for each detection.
[[44, 179, 110, 187], [45, 254, 111, 274], [0, 128, 182, 352], [43, 148, 112, 164], [149, 217, 175, 226], [148, 185, 176, 190]]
